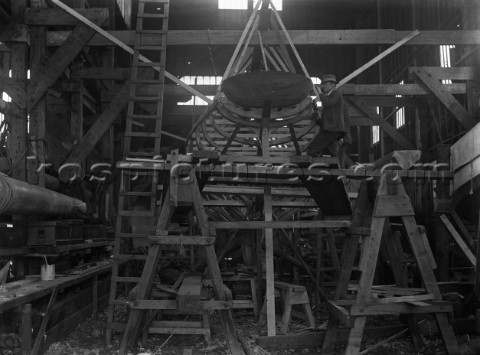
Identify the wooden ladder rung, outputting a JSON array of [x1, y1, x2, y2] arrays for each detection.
[[129, 95, 163, 101], [129, 113, 163, 119], [118, 210, 155, 217], [126, 132, 162, 138], [138, 14, 168, 18], [130, 79, 163, 85], [119, 190, 156, 196], [136, 45, 166, 50]]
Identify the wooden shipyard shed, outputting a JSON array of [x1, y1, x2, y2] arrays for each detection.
[[0, 0, 480, 354]]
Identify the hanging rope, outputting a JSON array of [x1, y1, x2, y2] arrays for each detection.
[[206, 29, 218, 77]]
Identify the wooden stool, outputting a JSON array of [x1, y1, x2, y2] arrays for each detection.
[[260, 281, 315, 334], [275, 281, 315, 334]]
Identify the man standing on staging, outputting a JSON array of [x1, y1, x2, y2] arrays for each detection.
[[306, 74, 347, 160]]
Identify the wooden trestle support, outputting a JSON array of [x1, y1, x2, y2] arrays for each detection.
[[322, 173, 460, 355], [119, 159, 243, 354], [116, 151, 352, 354]]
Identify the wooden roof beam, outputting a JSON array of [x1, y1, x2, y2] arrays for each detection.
[[412, 67, 476, 130], [25, 8, 109, 26], [346, 97, 415, 150], [26, 13, 108, 111], [38, 30, 480, 47]]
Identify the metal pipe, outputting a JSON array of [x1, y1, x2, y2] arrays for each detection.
[[0, 174, 87, 215]]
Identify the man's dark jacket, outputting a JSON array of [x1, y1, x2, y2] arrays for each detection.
[[318, 90, 346, 134]]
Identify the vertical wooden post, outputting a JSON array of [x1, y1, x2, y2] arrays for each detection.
[[9, 1, 28, 182], [264, 186, 275, 336], [92, 275, 98, 317], [21, 304, 32, 355], [71, 77, 84, 149], [315, 231, 322, 315], [433, 146, 451, 281], [474, 209, 480, 301], [261, 100, 271, 157], [256, 227, 263, 318], [29, 0, 47, 187]]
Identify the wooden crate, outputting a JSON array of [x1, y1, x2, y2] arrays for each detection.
[[27, 220, 84, 246]]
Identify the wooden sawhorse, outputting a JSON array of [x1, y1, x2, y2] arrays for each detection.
[[322, 175, 459, 355], [260, 281, 315, 334]]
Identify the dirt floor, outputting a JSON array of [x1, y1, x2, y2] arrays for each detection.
[[43, 307, 470, 355]]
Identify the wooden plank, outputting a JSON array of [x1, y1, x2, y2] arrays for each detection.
[[412, 67, 476, 129], [336, 294, 435, 306], [99, 83, 467, 101], [453, 155, 480, 192], [43, 30, 480, 47], [211, 220, 350, 229], [326, 301, 352, 327], [349, 301, 452, 316], [347, 97, 415, 150], [374, 195, 415, 217], [0, 264, 112, 313], [148, 235, 215, 245], [402, 214, 460, 354], [203, 200, 317, 208], [264, 186, 276, 336], [20, 304, 32, 355], [440, 214, 476, 266], [408, 67, 477, 81], [27, 14, 108, 112], [258, 325, 406, 349], [0, 24, 29, 42], [341, 83, 465, 96], [187, 173, 242, 354], [31, 288, 59, 355], [204, 186, 311, 196], [25, 8, 109, 26], [177, 276, 203, 312], [451, 121, 480, 173], [418, 226, 437, 271], [449, 210, 475, 251], [337, 30, 419, 88]]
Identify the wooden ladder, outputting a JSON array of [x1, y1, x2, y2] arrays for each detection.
[[105, 0, 170, 346], [124, 0, 169, 158], [322, 174, 460, 355], [119, 158, 243, 355]]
